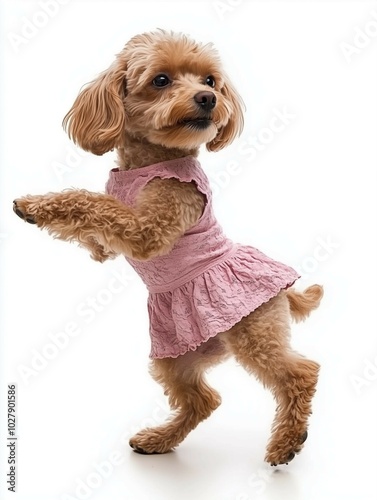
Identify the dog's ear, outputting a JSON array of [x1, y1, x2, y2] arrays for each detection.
[[207, 76, 245, 152], [63, 64, 127, 156]]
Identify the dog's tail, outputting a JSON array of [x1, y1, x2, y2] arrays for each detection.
[[287, 284, 324, 322]]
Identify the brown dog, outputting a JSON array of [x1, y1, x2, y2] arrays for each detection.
[[13, 30, 323, 465]]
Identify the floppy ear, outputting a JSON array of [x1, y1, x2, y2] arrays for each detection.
[[62, 64, 127, 156], [207, 76, 245, 152]]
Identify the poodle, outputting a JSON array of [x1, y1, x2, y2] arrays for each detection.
[[13, 30, 323, 466]]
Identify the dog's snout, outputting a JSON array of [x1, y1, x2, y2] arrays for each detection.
[[194, 91, 216, 112]]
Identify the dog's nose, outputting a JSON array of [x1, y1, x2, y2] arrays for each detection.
[[194, 91, 216, 112]]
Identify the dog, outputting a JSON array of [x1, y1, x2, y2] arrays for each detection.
[[13, 30, 323, 465]]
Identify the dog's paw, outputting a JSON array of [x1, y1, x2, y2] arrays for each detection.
[[13, 199, 38, 224], [13, 195, 57, 226], [129, 429, 174, 455], [266, 430, 308, 466]]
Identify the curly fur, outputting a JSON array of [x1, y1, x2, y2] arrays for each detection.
[[13, 30, 323, 465]]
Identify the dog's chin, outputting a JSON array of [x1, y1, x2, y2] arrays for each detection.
[[147, 120, 218, 150], [178, 118, 213, 130]]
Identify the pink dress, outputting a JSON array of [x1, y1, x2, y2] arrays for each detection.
[[106, 156, 299, 359]]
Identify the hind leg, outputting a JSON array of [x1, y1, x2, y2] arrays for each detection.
[[129, 338, 228, 454], [222, 291, 320, 465]]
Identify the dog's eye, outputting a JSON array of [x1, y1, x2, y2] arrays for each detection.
[[205, 75, 216, 88], [152, 74, 171, 88]]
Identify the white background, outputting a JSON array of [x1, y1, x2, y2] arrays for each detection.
[[1, 1, 377, 499]]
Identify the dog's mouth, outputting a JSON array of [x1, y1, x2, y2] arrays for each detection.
[[178, 118, 212, 130]]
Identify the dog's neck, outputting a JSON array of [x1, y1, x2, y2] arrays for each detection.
[[116, 135, 199, 170]]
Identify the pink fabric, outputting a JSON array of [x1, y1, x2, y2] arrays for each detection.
[[106, 156, 299, 359]]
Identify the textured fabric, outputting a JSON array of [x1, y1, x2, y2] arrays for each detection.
[[106, 156, 299, 359]]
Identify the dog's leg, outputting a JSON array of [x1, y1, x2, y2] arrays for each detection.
[[13, 191, 127, 259], [222, 291, 320, 466], [129, 339, 227, 454], [13, 180, 203, 261]]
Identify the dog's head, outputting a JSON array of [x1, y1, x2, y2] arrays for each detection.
[[63, 30, 244, 155]]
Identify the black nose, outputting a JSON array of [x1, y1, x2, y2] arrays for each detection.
[[194, 91, 216, 112]]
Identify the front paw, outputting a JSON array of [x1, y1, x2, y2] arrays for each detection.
[[13, 198, 40, 225], [13, 193, 69, 227]]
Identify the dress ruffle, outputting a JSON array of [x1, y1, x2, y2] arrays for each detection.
[[148, 245, 299, 358]]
